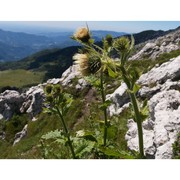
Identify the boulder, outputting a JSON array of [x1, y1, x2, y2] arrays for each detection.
[[106, 83, 130, 116], [20, 86, 45, 118], [0, 90, 25, 120]]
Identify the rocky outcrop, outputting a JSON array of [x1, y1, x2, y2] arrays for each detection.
[[106, 83, 129, 116], [0, 90, 24, 120], [0, 85, 45, 120], [137, 56, 180, 86], [130, 29, 180, 60], [126, 90, 180, 159], [59, 65, 81, 86], [107, 55, 180, 159], [13, 124, 28, 145], [0, 64, 89, 121], [137, 55, 180, 99], [20, 85, 45, 119], [75, 78, 89, 90]]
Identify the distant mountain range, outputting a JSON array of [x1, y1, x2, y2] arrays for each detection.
[[0, 25, 179, 84], [0, 29, 126, 62]]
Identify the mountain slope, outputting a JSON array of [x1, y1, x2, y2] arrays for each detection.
[[0, 46, 79, 81], [0, 29, 127, 62]]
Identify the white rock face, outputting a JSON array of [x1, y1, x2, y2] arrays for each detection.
[[46, 78, 61, 85], [13, 124, 28, 145], [59, 65, 81, 86], [0, 90, 24, 120], [125, 90, 180, 159], [130, 28, 180, 60], [106, 83, 129, 116], [137, 55, 180, 86], [75, 78, 89, 90], [20, 86, 45, 118], [109, 55, 180, 159]]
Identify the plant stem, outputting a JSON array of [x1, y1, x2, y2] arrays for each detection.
[[56, 107, 76, 159], [100, 70, 108, 146], [129, 93, 145, 158], [120, 66, 145, 158]]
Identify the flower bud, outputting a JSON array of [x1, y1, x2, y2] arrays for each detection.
[[113, 37, 130, 53]]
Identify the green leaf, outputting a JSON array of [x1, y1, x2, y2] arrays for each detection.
[[80, 134, 97, 142], [43, 108, 52, 114], [75, 141, 95, 158], [133, 83, 141, 94], [99, 147, 121, 158], [140, 101, 149, 121], [41, 129, 64, 140], [107, 125, 118, 139], [107, 67, 117, 78], [99, 100, 112, 111]]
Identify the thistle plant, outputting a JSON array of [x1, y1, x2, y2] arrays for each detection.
[[43, 84, 76, 159], [72, 27, 147, 158], [113, 36, 146, 158], [72, 27, 118, 147]]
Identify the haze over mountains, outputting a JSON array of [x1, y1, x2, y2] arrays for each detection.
[[0, 26, 180, 81], [0, 28, 126, 62]]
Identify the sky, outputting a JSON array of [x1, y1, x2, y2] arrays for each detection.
[[0, 21, 179, 34]]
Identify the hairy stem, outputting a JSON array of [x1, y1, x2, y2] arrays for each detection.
[[120, 66, 145, 158], [129, 93, 145, 158], [56, 107, 76, 159], [100, 70, 108, 146]]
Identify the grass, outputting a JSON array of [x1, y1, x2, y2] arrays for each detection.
[[127, 49, 180, 75], [0, 49, 180, 159], [0, 69, 45, 88]]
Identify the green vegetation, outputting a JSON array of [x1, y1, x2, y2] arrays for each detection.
[[172, 132, 180, 159], [0, 46, 79, 81], [127, 49, 180, 75], [0, 69, 45, 89], [0, 31, 180, 159]]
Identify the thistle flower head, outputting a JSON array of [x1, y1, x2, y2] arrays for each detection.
[[103, 34, 113, 51], [45, 84, 53, 95], [73, 53, 101, 76], [113, 37, 130, 53], [73, 27, 90, 43], [73, 53, 89, 76], [105, 34, 113, 46]]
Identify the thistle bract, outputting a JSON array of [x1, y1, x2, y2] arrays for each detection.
[[73, 53, 101, 76]]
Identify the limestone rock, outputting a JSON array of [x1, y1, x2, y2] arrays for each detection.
[[0, 131, 5, 140], [13, 124, 28, 145], [46, 78, 61, 85], [130, 28, 180, 60], [126, 90, 180, 159], [59, 65, 81, 86], [106, 83, 129, 116], [20, 86, 45, 118], [137, 55, 180, 86], [0, 90, 24, 120], [75, 78, 89, 90]]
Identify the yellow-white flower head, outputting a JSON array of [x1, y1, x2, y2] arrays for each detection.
[[73, 53, 89, 76], [73, 27, 90, 43]]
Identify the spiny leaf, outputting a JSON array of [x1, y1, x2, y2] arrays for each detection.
[[107, 67, 117, 78]]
